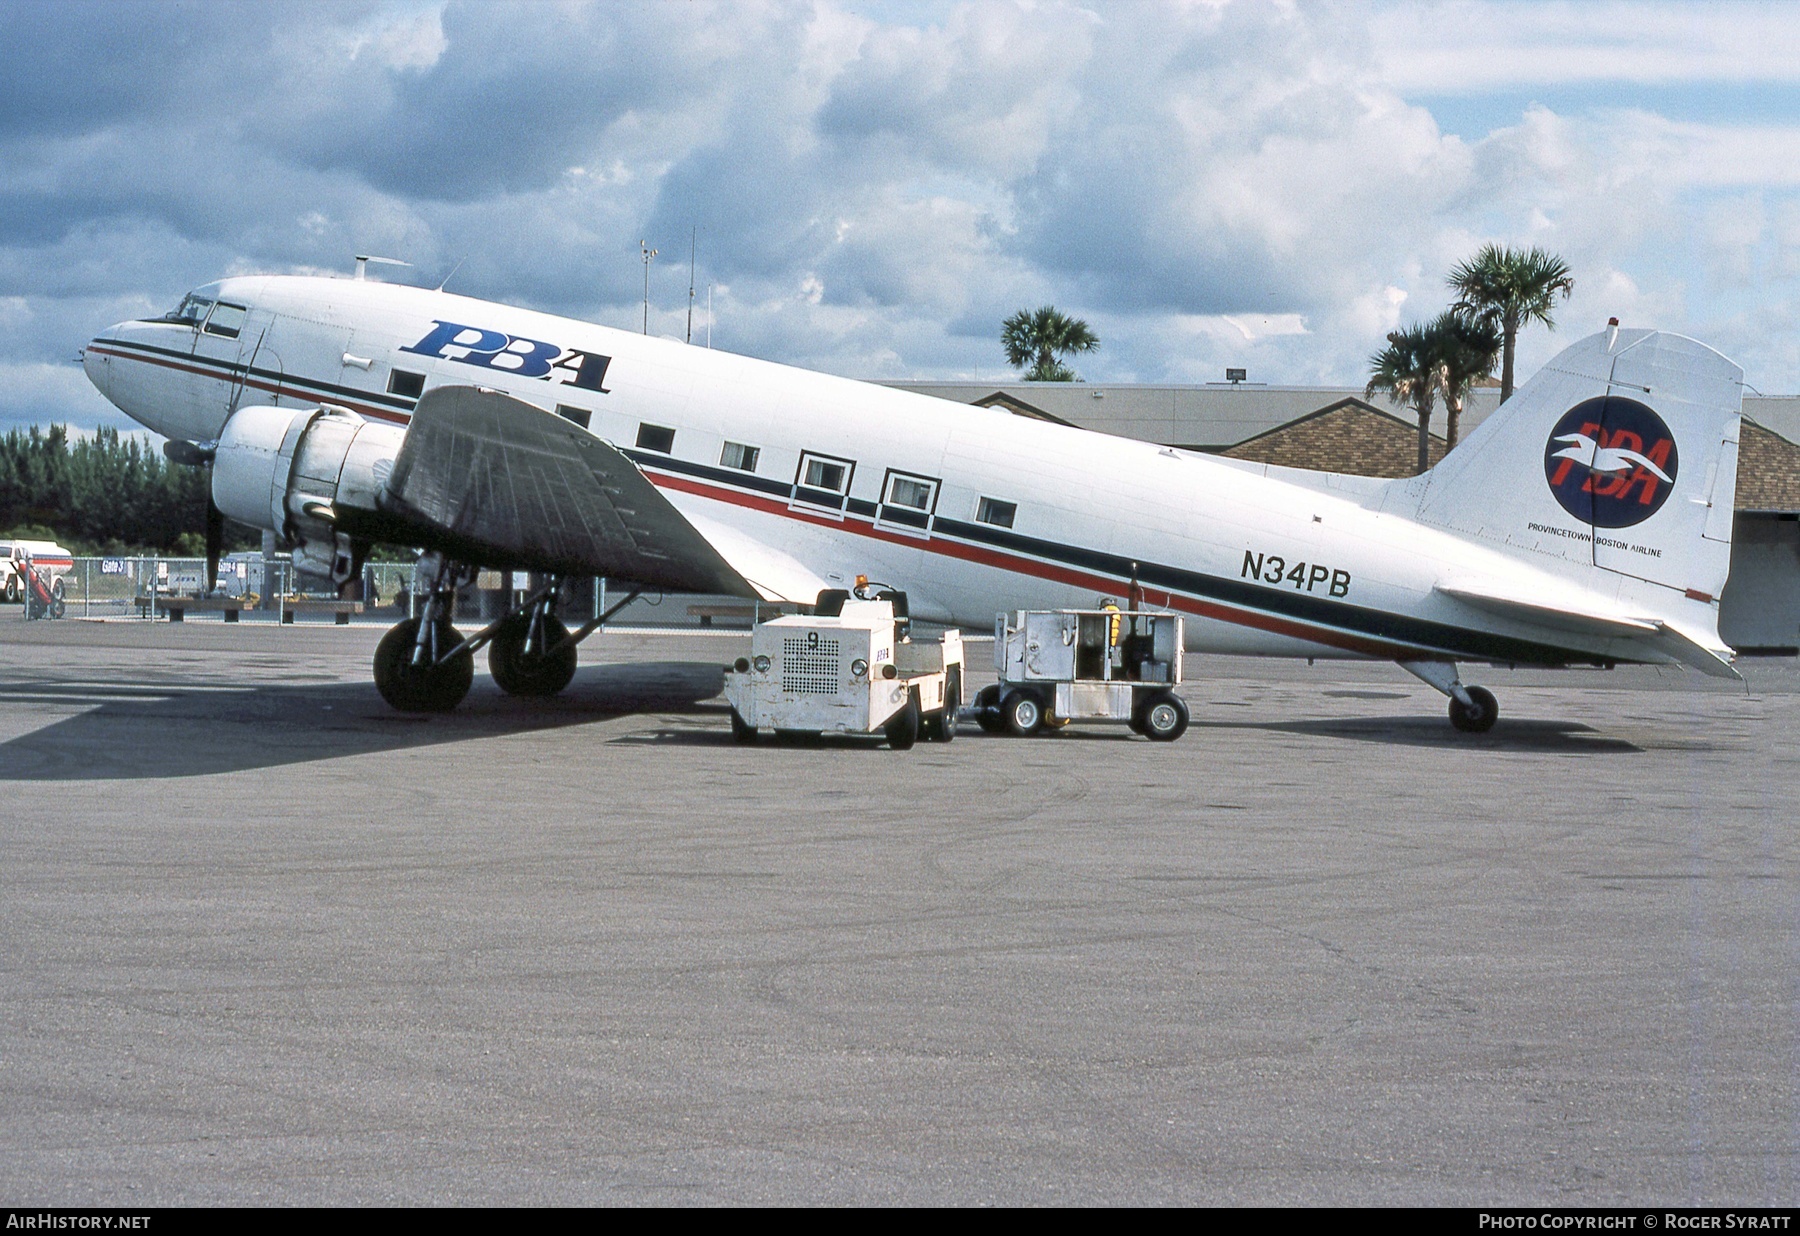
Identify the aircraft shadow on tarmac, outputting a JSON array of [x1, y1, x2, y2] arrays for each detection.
[[0, 661, 728, 781], [1193, 715, 1647, 753]]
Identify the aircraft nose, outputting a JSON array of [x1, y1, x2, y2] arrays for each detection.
[[82, 327, 123, 399]]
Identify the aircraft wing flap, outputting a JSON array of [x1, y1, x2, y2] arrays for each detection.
[[378, 386, 754, 594]]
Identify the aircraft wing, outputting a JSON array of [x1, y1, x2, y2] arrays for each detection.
[[375, 386, 757, 595], [1435, 580, 1740, 679]]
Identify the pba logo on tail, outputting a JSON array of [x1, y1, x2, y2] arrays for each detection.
[[1543, 396, 1679, 528]]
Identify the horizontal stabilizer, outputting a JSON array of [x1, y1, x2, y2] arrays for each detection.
[[377, 386, 755, 594], [1434, 581, 1739, 678], [1434, 581, 1660, 635]]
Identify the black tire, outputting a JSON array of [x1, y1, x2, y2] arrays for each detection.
[[886, 693, 920, 750], [1448, 685, 1499, 733], [974, 684, 1006, 734], [3, 577, 16, 603], [730, 708, 757, 743], [1140, 692, 1189, 742], [48, 596, 66, 620], [922, 670, 960, 743], [374, 618, 474, 713], [1002, 689, 1045, 737], [50, 577, 64, 601], [488, 614, 577, 697]]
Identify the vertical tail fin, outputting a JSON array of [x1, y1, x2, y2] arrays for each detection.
[[1378, 328, 1743, 606]]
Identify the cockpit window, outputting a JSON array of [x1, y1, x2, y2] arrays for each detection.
[[167, 294, 213, 325], [203, 302, 247, 339]]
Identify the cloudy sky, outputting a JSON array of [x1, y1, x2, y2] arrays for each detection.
[[4, 0, 1798, 435]]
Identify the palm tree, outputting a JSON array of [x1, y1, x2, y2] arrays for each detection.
[[1002, 306, 1099, 382], [1432, 309, 1501, 449], [1446, 244, 1574, 402], [1366, 325, 1440, 475]]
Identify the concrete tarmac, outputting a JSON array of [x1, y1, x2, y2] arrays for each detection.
[[0, 615, 1795, 1206]]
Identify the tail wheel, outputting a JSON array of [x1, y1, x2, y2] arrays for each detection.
[[489, 614, 577, 697], [374, 618, 474, 713], [1138, 692, 1190, 742], [1002, 689, 1044, 737], [1448, 686, 1499, 733], [885, 691, 920, 750], [974, 684, 1006, 734]]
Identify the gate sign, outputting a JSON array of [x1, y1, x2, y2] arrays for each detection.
[[1543, 396, 1679, 529], [100, 559, 127, 575]]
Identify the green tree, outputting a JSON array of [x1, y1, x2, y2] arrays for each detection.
[[1002, 306, 1099, 382], [1431, 309, 1502, 450], [1446, 244, 1574, 402], [1365, 325, 1441, 476]]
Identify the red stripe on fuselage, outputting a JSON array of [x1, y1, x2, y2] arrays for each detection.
[[99, 344, 1433, 659], [644, 467, 1424, 659]]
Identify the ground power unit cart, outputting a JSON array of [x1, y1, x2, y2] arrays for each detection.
[[724, 589, 963, 750], [974, 609, 1188, 740]]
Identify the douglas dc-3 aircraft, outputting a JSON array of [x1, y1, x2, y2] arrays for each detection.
[[83, 267, 1745, 732]]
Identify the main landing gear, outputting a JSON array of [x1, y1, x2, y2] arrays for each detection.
[[1400, 660, 1499, 733], [372, 554, 640, 712]]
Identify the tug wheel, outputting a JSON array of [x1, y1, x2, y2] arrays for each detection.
[[488, 614, 577, 697], [974, 684, 1006, 734], [374, 618, 474, 713], [1448, 686, 1499, 733], [1138, 692, 1189, 742], [729, 708, 757, 743], [1002, 689, 1044, 737], [885, 692, 920, 750]]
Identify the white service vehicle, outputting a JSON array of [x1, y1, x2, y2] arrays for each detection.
[[975, 609, 1189, 741], [724, 588, 963, 749], [0, 539, 74, 604]]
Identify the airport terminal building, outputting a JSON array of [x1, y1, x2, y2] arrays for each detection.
[[885, 379, 1800, 653]]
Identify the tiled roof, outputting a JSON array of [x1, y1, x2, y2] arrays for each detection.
[[1220, 398, 1447, 477], [1737, 421, 1800, 511]]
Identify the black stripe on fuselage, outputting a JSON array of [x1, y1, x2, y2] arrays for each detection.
[[620, 449, 1601, 667], [102, 335, 420, 413], [110, 334, 1603, 667]]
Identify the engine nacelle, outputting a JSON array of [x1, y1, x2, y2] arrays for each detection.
[[212, 404, 406, 582]]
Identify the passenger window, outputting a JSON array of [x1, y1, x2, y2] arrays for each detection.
[[977, 497, 1017, 529], [387, 369, 426, 400], [636, 423, 675, 453], [885, 475, 934, 510], [804, 458, 846, 491], [556, 405, 592, 429], [720, 441, 760, 472], [793, 451, 854, 514], [878, 471, 939, 534], [203, 302, 247, 339]]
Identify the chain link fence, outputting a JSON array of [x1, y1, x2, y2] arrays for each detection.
[[7, 555, 765, 630]]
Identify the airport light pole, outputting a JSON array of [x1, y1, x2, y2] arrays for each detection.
[[641, 240, 658, 335]]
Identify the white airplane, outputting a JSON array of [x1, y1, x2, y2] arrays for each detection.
[[82, 270, 1744, 733]]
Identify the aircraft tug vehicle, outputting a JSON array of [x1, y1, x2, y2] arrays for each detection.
[[723, 586, 962, 749], [975, 609, 1189, 740]]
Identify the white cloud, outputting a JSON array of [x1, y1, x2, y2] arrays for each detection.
[[1372, 1, 1800, 92]]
